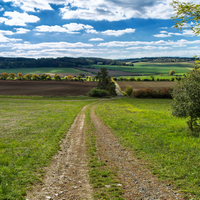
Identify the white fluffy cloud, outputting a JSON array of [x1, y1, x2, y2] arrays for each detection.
[[154, 30, 196, 38], [98, 39, 200, 47], [101, 28, 135, 37], [89, 38, 104, 41], [14, 28, 30, 34], [35, 23, 94, 34], [0, 11, 40, 26]]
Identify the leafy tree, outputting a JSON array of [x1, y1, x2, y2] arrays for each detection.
[[172, 70, 200, 131], [67, 75, 73, 80], [1, 72, 8, 80], [169, 70, 175, 75], [24, 74, 32, 80], [17, 73, 23, 79], [8, 73, 16, 80], [54, 74, 61, 81], [171, 1, 200, 36], [77, 75, 82, 81], [96, 67, 116, 95]]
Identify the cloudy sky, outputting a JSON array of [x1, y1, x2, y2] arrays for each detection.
[[0, 0, 199, 59]]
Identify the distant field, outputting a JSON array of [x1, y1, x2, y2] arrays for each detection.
[[0, 80, 98, 96], [117, 81, 177, 91], [0, 68, 92, 77], [90, 62, 192, 75]]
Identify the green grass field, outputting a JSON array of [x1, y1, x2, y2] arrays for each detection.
[[0, 98, 94, 199], [0, 68, 85, 75], [95, 98, 200, 198], [91, 62, 193, 75]]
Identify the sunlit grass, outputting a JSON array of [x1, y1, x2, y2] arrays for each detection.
[[0, 98, 94, 199], [95, 98, 200, 198]]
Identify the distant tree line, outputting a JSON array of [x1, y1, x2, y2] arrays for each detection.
[[0, 57, 134, 69]]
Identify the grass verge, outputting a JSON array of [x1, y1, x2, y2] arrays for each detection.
[[0, 98, 94, 199], [0, 95, 99, 100], [85, 106, 124, 200], [95, 98, 200, 199]]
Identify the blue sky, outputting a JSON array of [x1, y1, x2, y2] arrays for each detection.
[[0, 0, 199, 59]]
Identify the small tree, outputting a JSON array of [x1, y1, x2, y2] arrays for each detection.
[[32, 74, 40, 80], [17, 73, 23, 79], [88, 76, 92, 81], [54, 74, 61, 81], [125, 86, 133, 97], [24, 74, 32, 80], [169, 70, 175, 75], [1, 72, 8, 80], [67, 75, 73, 80], [8, 73, 16, 80], [172, 69, 200, 131], [77, 75, 82, 81]]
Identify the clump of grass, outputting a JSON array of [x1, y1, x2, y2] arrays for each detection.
[[95, 98, 200, 198], [85, 107, 124, 199]]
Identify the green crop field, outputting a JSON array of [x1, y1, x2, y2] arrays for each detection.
[[95, 98, 200, 198], [0, 68, 85, 75], [91, 62, 193, 75], [0, 98, 94, 199]]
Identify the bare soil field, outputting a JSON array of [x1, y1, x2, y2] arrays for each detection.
[[78, 68, 142, 77], [0, 80, 98, 96], [117, 81, 177, 91]]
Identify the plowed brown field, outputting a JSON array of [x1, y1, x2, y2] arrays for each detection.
[[117, 81, 177, 91], [0, 80, 98, 96]]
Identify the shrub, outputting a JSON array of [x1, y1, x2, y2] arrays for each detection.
[[157, 78, 160, 81], [46, 74, 51, 80], [24, 74, 32, 80], [64, 76, 68, 80], [17, 73, 23, 79], [136, 78, 141, 81], [32, 74, 40, 80], [8, 73, 16, 80], [87, 88, 110, 97], [54, 74, 61, 81], [172, 70, 200, 131], [129, 77, 136, 81], [125, 86, 133, 97], [1, 72, 8, 80], [88, 76, 92, 81], [169, 70, 175, 75], [67, 75, 73, 80], [133, 87, 172, 99], [171, 77, 175, 81]]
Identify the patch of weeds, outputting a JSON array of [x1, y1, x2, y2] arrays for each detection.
[[85, 107, 124, 200]]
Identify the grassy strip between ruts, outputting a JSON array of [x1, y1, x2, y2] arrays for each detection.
[[95, 98, 200, 199], [0, 98, 95, 200], [85, 106, 124, 200]]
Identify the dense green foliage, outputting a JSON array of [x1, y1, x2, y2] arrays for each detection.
[[171, 1, 200, 36], [95, 98, 200, 198], [87, 89, 110, 97], [172, 70, 200, 131], [0, 98, 94, 199], [133, 88, 173, 99]]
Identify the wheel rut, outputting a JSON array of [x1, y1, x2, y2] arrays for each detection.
[[26, 101, 185, 200], [26, 105, 93, 200]]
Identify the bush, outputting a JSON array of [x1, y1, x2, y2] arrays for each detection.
[[17, 73, 23, 79], [172, 70, 200, 131], [169, 70, 175, 75], [32, 74, 40, 80], [125, 86, 133, 97], [1, 72, 8, 80], [24, 74, 32, 80], [136, 78, 141, 81], [8, 73, 16, 80], [67, 75, 73, 80], [171, 77, 175, 81], [87, 88, 110, 97], [129, 77, 136, 81], [133, 87, 173, 99], [54, 74, 61, 81]]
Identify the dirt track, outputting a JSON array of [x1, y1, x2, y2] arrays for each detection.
[[0, 80, 98, 96], [26, 100, 185, 200]]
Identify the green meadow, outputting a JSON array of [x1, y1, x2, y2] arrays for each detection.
[[91, 62, 192, 75], [0, 98, 94, 199], [0, 67, 85, 75], [95, 98, 200, 198]]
